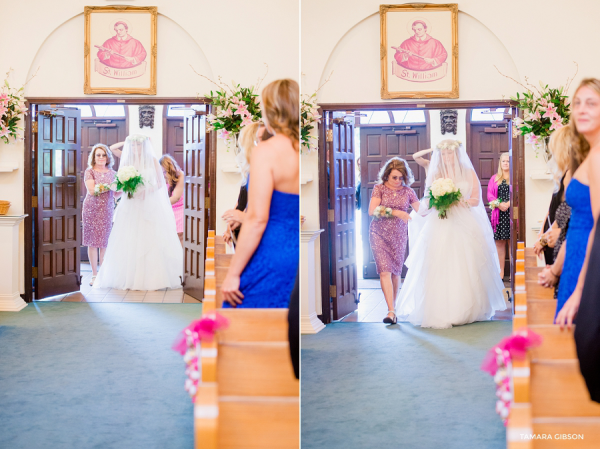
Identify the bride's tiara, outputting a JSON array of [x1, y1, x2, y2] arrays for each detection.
[[436, 139, 462, 151], [127, 134, 149, 143]]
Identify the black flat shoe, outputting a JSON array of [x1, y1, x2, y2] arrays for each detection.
[[383, 311, 397, 324]]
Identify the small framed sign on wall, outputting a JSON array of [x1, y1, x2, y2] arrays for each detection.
[[380, 3, 458, 99], [84, 5, 157, 95]]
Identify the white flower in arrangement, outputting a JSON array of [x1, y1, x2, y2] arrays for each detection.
[[430, 178, 458, 197], [436, 140, 462, 151], [117, 165, 140, 182], [127, 134, 148, 143]]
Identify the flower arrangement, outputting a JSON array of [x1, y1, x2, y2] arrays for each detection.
[[115, 165, 144, 199], [94, 183, 111, 196], [300, 72, 332, 154], [373, 205, 394, 219], [436, 139, 462, 151], [481, 328, 542, 425], [301, 93, 321, 153], [496, 64, 577, 159], [172, 313, 229, 401], [427, 178, 462, 219], [489, 199, 501, 210], [192, 65, 267, 147], [0, 70, 29, 144]]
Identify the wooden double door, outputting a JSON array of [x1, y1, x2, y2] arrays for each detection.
[[33, 106, 207, 300], [360, 124, 429, 279]]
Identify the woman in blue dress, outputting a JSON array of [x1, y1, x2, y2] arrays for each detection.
[[554, 79, 600, 327], [221, 79, 299, 308]]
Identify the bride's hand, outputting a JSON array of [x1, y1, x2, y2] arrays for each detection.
[[221, 273, 244, 307]]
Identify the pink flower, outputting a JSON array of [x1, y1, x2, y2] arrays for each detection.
[[539, 97, 548, 107], [542, 103, 557, 119], [241, 115, 253, 127], [564, 97, 571, 107], [529, 110, 541, 121], [0, 127, 9, 138], [0, 106, 7, 117], [235, 102, 248, 116], [525, 133, 539, 145], [223, 107, 233, 118], [218, 129, 231, 140], [550, 119, 563, 131]]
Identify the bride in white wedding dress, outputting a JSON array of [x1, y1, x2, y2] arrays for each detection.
[[93, 135, 183, 291], [396, 139, 506, 328]]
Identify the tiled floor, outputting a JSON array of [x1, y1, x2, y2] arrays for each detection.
[[39, 263, 200, 304], [340, 283, 513, 323]]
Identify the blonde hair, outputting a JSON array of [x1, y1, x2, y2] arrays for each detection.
[[548, 124, 573, 186], [570, 78, 600, 171], [494, 153, 510, 184], [237, 122, 262, 183], [261, 79, 299, 151], [88, 144, 114, 169], [159, 154, 182, 191], [377, 157, 414, 186]]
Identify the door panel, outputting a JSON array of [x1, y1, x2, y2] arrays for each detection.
[[165, 118, 185, 168], [360, 125, 428, 278], [35, 107, 82, 299], [80, 118, 127, 261], [182, 111, 206, 300], [468, 120, 510, 275], [329, 117, 358, 320]]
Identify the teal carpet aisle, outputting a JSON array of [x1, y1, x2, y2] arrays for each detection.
[[0, 302, 202, 449], [301, 321, 511, 449]]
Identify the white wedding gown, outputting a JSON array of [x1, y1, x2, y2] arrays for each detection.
[[94, 136, 183, 291], [397, 180, 507, 328], [397, 141, 507, 329]]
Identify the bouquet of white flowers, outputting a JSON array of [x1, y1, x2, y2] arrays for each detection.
[[489, 199, 501, 210], [94, 183, 111, 196], [373, 205, 393, 219], [116, 165, 144, 199], [427, 178, 462, 219]]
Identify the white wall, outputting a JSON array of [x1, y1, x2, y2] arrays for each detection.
[[0, 0, 298, 294]]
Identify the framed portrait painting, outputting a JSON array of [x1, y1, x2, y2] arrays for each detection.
[[380, 3, 458, 99], [84, 6, 157, 95]]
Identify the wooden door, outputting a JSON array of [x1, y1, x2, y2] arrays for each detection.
[[182, 110, 206, 300], [34, 107, 82, 299], [360, 124, 428, 278], [329, 117, 358, 320], [468, 118, 511, 275], [80, 118, 127, 261], [165, 117, 185, 168]]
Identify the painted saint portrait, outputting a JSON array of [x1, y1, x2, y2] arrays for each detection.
[[96, 21, 147, 70], [380, 4, 458, 99], [84, 6, 157, 95], [393, 20, 447, 71]]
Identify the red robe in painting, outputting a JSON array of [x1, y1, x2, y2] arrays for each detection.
[[394, 35, 448, 71], [97, 35, 147, 69]]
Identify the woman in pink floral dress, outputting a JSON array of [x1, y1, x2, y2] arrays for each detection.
[[368, 157, 420, 324], [82, 144, 120, 285]]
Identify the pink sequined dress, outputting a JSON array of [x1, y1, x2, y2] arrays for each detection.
[[82, 168, 116, 248], [369, 184, 418, 276]]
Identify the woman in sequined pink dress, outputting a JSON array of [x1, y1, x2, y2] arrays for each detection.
[[82, 144, 121, 285], [368, 157, 420, 324], [159, 155, 184, 246]]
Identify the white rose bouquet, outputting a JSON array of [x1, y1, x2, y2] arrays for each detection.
[[427, 178, 462, 219], [373, 205, 393, 219], [116, 165, 144, 199]]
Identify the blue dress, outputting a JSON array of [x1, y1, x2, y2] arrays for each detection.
[[555, 179, 593, 318], [223, 189, 299, 308]]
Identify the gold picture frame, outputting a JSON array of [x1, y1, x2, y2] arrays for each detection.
[[84, 5, 157, 95], [380, 3, 458, 99]]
